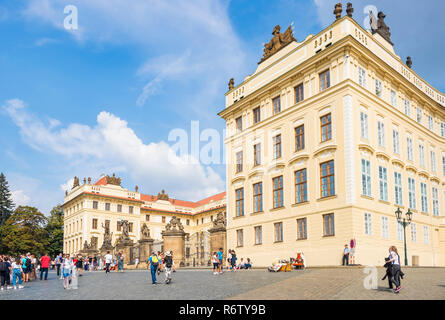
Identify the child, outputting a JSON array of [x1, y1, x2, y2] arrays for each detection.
[[212, 252, 219, 275]]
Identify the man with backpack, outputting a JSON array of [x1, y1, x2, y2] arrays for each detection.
[[163, 251, 174, 284], [22, 254, 32, 282], [147, 251, 160, 285]]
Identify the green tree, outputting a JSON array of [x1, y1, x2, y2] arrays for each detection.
[[0, 206, 48, 256], [45, 204, 64, 258], [0, 173, 14, 226]]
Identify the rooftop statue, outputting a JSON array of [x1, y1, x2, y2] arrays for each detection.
[[157, 189, 169, 201], [370, 11, 393, 45], [106, 173, 122, 186], [72, 176, 80, 189], [259, 24, 296, 64], [228, 78, 234, 91], [346, 3, 353, 18], [406, 56, 413, 69], [333, 3, 342, 20]]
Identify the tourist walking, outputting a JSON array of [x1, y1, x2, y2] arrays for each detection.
[[62, 254, 73, 289], [76, 254, 83, 276], [3, 257, 11, 288], [117, 252, 124, 272], [217, 248, 223, 274], [387, 246, 402, 294], [39, 252, 51, 280], [21, 254, 30, 282], [11, 258, 24, 289], [104, 251, 113, 274], [147, 251, 160, 285], [163, 251, 173, 284], [342, 244, 350, 266], [212, 252, 219, 275], [230, 251, 237, 271], [227, 250, 232, 270], [135, 258, 139, 269], [31, 254, 37, 280]]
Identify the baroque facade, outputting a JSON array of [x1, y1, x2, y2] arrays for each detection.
[[62, 174, 226, 266], [219, 9, 445, 266]]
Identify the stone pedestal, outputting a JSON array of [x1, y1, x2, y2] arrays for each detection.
[[162, 231, 186, 267], [209, 227, 226, 267], [138, 238, 154, 263], [115, 239, 134, 265]]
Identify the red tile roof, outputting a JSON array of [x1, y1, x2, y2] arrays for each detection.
[[94, 176, 107, 186], [140, 191, 226, 209]]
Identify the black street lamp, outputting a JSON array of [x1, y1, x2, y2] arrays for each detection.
[[394, 207, 413, 266]]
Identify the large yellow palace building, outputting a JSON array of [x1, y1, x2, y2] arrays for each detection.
[[219, 9, 445, 267], [62, 174, 226, 266]]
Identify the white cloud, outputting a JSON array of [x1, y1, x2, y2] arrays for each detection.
[[60, 178, 74, 193], [35, 37, 57, 47], [4, 99, 225, 201], [22, 0, 247, 108], [11, 190, 31, 206]]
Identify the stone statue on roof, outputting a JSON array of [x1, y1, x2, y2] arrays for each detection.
[[370, 11, 393, 45], [157, 189, 169, 201], [72, 176, 80, 189], [259, 24, 296, 64], [106, 173, 122, 186]]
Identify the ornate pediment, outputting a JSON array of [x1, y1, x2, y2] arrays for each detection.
[[259, 24, 296, 64], [106, 173, 122, 186]]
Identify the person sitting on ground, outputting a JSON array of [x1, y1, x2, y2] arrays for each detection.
[[268, 259, 284, 272], [245, 258, 252, 269], [237, 258, 245, 270]]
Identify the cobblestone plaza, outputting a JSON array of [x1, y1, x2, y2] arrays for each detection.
[[1, 268, 444, 300]]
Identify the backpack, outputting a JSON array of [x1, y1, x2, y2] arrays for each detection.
[[25, 258, 31, 268], [0, 262, 6, 272], [151, 255, 159, 266], [164, 256, 173, 268]]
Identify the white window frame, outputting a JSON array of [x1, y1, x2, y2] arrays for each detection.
[[404, 99, 410, 116], [358, 67, 366, 87], [391, 90, 397, 107], [381, 216, 389, 238], [441, 122, 445, 137], [420, 182, 428, 213], [361, 159, 371, 197], [375, 79, 382, 97], [432, 187, 439, 216], [378, 166, 388, 202], [392, 129, 399, 154], [407, 137, 413, 161], [360, 111, 368, 139], [408, 177, 416, 210], [394, 172, 403, 206], [378, 120, 385, 147], [419, 144, 425, 167], [411, 223, 417, 242], [364, 212, 372, 235], [431, 151, 436, 172], [417, 107, 422, 123], [428, 115, 434, 130], [397, 221, 403, 241], [424, 226, 429, 244]]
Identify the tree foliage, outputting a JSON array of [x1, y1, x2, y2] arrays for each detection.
[[0, 206, 49, 256], [45, 204, 64, 258], [0, 172, 14, 226]]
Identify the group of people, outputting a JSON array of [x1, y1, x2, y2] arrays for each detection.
[[226, 249, 252, 271], [0, 252, 52, 290], [146, 251, 175, 285]]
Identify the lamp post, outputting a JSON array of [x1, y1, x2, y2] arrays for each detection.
[[394, 207, 413, 266]]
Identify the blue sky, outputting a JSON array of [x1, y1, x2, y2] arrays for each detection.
[[1, 0, 444, 214]]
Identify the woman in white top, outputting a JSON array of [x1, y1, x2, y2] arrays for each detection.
[[62, 255, 74, 289], [387, 246, 401, 293]]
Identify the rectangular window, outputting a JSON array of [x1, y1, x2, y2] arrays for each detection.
[[129, 206, 134, 214], [319, 69, 330, 91], [117, 204, 122, 212], [146, 215, 150, 221], [105, 203, 110, 211], [358, 67, 366, 87], [375, 79, 382, 97], [253, 182, 263, 213], [254, 143, 261, 166], [364, 212, 372, 235], [186, 219, 190, 226], [421, 182, 428, 213], [253, 107, 261, 124], [295, 83, 304, 103], [407, 137, 413, 161], [428, 115, 434, 130], [273, 134, 282, 159], [236, 188, 244, 217], [323, 213, 335, 236], [129, 222, 133, 233], [320, 160, 335, 198], [295, 169, 308, 203], [236, 151, 243, 173], [424, 226, 429, 244], [273, 176, 284, 208], [411, 223, 417, 242], [273, 96, 281, 114], [391, 90, 397, 107], [320, 113, 332, 142], [419, 145, 425, 167], [417, 107, 422, 123], [392, 130, 399, 154], [377, 120, 385, 147], [274, 222, 283, 242], [397, 221, 403, 241], [441, 123, 445, 137], [360, 111, 368, 139], [394, 172, 403, 206], [236, 229, 244, 247], [379, 166, 388, 202], [93, 201, 98, 209], [297, 218, 307, 240], [408, 178, 416, 210], [404, 99, 410, 116], [254, 226, 262, 245], [431, 151, 436, 172], [432, 187, 439, 216], [92, 218, 98, 230], [117, 221, 121, 231], [236, 116, 242, 132], [361, 159, 371, 197], [295, 125, 305, 151], [381, 216, 389, 238]]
